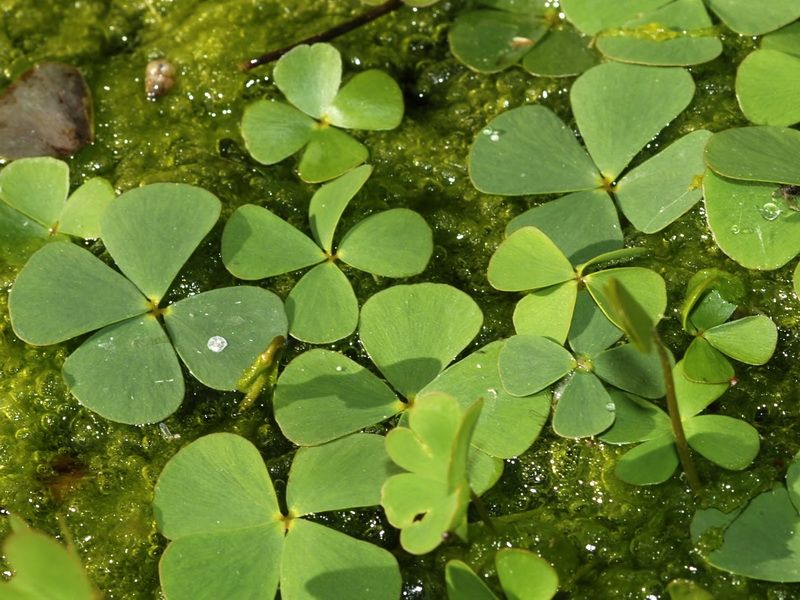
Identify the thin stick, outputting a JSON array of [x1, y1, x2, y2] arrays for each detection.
[[241, 0, 404, 71], [652, 330, 703, 495], [470, 490, 496, 535]]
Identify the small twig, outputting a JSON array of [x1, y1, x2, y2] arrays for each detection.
[[652, 330, 703, 495], [241, 0, 404, 71]]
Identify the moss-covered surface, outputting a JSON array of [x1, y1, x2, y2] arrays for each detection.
[[1, 0, 800, 597]]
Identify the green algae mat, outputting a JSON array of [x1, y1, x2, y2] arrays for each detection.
[[2, 1, 800, 598]]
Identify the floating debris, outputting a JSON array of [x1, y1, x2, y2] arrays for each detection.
[[145, 59, 176, 101]]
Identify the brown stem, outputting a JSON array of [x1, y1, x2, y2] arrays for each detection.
[[470, 490, 496, 535], [241, 0, 404, 71], [652, 330, 703, 495]]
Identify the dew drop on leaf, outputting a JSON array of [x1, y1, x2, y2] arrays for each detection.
[[758, 202, 782, 221], [207, 336, 228, 353]]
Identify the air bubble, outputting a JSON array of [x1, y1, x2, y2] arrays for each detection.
[[481, 127, 504, 142], [207, 336, 228, 353], [730, 224, 741, 235], [605, 402, 616, 412]]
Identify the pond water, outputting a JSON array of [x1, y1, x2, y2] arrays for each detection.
[[1, 0, 800, 598]]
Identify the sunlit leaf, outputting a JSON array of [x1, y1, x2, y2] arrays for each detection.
[[705, 0, 800, 35], [551, 371, 616, 438], [274, 43, 342, 119], [327, 70, 404, 130], [736, 49, 800, 126], [309, 164, 372, 253], [487, 226, 575, 291]]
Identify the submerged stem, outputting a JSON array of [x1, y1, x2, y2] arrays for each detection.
[[470, 490, 495, 535], [241, 0, 404, 70], [652, 330, 703, 495]]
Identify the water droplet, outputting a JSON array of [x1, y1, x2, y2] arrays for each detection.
[[605, 402, 616, 412], [730, 224, 741, 235], [207, 336, 227, 353], [481, 127, 504, 142], [487, 388, 498, 399], [335, 366, 343, 372], [759, 201, 782, 221]]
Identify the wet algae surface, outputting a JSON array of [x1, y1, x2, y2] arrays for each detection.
[[1, 0, 800, 598]]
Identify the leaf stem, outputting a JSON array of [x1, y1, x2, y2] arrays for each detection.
[[240, 0, 404, 71], [652, 330, 703, 495], [470, 490, 496, 535]]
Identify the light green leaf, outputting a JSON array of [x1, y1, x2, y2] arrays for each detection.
[[286, 262, 358, 344], [584, 267, 667, 332], [469, 105, 600, 195], [241, 100, 316, 165], [221, 204, 325, 280], [615, 130, 711, 233], [327, 70, 404, 130], [274, 349, 401, 445], [488, 226, 575, 292], [703, 169, 800, 270], [299, 126, 369, 183], [567, 289, 623, 357], [674, 359, 729, 419], [704, 314, 778, 364], [571, 62, 695, 180], [164, 286, 288, 390], [58, 176, 115, 238], [100, 183, 221, 302], [599, 390, 670, 445], [0, 156, 68, 228], [763, 22, 800, 58], [704, 126, 800, 183], [685, 415, 760, 470], [599, 277, 655, 354], [309, 164, 372, 253], [615, 433, 679, 485], [682, 336, 735, 384], [0, 201, 55, 266], [513, 281, 578, 344], [274, 43, 342, 119], [506, 189, 622, 264], [9, 242, 149, 345], [422, 341, 550, 459], [281, 519, 401, 600], [552, 371, 616, 438], [467, 446, 505, 496], [736, 49, 800, 126], [287, 434, 399, 516], [62, 315, 184, 424], [338, 208, 433, 276], [522, 25, 599, 77], [705, 0, 800, 35], [446, 559, 499, 600], [498, 334, 574, 397], [360, 283, 483, 397], [593, 343, 665, 399], [495, 548, 559, 600], [560, 0, 669, 35]]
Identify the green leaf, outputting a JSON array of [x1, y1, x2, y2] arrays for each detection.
[[600, 390, 670, 445], [498, 334, 574, 397], [274, 349, 401, 445], [703, 169, 800, 270], [448, 10, 548, 73], [469, 105, 600, 195], [360, 283, 483, 397], [281, 519, 401, 600], [763, 22, 800, 58], [285, 262, 358, 344], [666, 580, 714, 600], [567, 289, 623, 357], [561, 0, 669, 35], [241, 100, 316, 165], [600, 277, 655, 353], [615, 130, 711, 233], [9, 242, 149, 345], [287, 434, 399, 515], [0, 201, 55, 267], [0, 156, 68, 228], [736, 49, 800, 126], [309, 164, 372, 253], [488, 226, 575, 292], [467, 446, 505, 496], [704, 126, 800, 184], [595, 0, 721, 67], [522, 25, 600, 77], [692, 486, 800, 582], [551, 371, 616, 438], [446, 559, 499, 600], [513, 281, 579, 344], [327, 70, 404, 130], [584, 267, 667, 332], [154, 433, 283, 600], [100, 183, 221, 302], [685, 415, 760, 470], [62, 315, 184, 424], [571, 62, 695, 180], [164, 286, 288, 390], [58, 176, 115, 239], [299, 126, 369, 183], [338, 208, 433, 276], [506, 189, 622, 264], [704, 314, 778, 364], [495, 548, 559, 600], [221, 204, 325, 280], [422, 341, 551, 459], [593, 344, 665, 399], [674, 359, 729, 419], [682, 337, 735, 384], [0, 522, 97, 600], [274, 43, 342, 119], [615, 433, 679, 485], [705, 0, 800, 35]]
